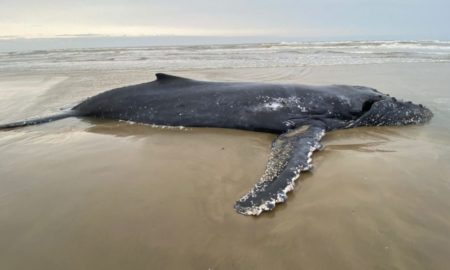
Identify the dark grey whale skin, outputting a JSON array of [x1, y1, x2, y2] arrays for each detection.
[[72, 73, 432, 133], [0, 73, 433, 215]]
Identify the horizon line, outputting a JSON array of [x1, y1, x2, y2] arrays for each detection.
[[1, 34, 449, 42]]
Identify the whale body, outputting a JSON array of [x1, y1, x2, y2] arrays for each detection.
[[0, 73, 433, 215]]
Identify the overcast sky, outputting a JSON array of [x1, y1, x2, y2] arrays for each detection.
[[0, 0, 449, 40]]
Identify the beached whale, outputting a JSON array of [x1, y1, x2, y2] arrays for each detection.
[[0, 73, 433, 215]]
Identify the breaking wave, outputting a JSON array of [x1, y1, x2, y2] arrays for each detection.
[[0, 40, 449, 72]]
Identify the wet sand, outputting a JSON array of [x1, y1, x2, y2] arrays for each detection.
[[1, 63, 450, 269]]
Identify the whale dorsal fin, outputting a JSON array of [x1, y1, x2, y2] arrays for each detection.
[[155, 73, 191, 83]]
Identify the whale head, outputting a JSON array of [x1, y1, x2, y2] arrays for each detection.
[[351, 97, 433, 127]]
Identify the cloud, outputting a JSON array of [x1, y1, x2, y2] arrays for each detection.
[[0, 0, 449, 39]]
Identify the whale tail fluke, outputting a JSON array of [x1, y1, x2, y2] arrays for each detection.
[[0, 111, 79, 130]]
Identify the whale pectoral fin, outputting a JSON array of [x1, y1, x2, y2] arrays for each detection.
[[234, 125, 325, 216]]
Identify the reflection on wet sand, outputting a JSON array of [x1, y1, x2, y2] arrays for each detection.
[[326, 141, 395, 153]]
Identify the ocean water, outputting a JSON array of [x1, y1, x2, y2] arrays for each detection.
[[0, 40, 449, 270], [0, 40, 449, 72]]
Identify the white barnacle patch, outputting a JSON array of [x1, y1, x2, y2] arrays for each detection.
[[119, 119, 138, 125], [118, 120, 188, 130], [298, 106, 308, 112], [253, 96, 308, 113], [264, 102, 284, 111], [283, 120, 296, 127], [150, 124, 187, 130], [338, 95, 351, 105]]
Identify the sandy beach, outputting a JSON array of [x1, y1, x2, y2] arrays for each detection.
[[0, 61, 449, 269]]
